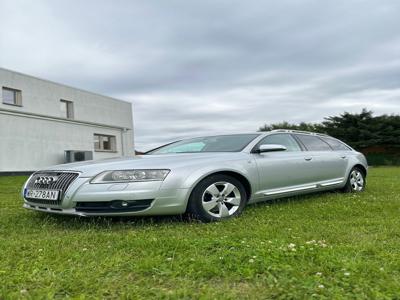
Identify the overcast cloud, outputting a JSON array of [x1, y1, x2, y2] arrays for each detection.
[[1, 0, 399, 150]]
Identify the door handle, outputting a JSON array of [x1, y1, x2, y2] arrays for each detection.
[[340, 155, 347, 159], [304, 157, 312, 161]]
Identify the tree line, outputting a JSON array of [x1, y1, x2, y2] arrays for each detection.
[[259, 109, 400, 165]]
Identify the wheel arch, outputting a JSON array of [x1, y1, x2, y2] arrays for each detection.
[[352, 164, 368, 177], [185, 170, 253, 210]]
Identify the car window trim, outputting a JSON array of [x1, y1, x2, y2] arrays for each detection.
[[251, 133, 304, 153], [293, 134, 334, 151], [144, 140, 182, 154], [320, 136, 352, 151], [290, 134, 308, 151], [148, 134, 262, 155]]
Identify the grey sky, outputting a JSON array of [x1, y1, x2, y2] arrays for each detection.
[[1, 0, 399, 150]]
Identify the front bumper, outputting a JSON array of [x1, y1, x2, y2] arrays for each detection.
[[23, 177, 190, 216]]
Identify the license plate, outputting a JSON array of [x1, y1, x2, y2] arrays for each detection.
[[25, 189, 59, 201]]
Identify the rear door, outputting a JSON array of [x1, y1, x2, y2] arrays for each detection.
[[320, 136, 353, 177], [293, 134, 348, 183]]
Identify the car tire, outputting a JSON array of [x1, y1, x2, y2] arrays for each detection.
[[186, 174, 247, 222], [342, 167, 366, 193]]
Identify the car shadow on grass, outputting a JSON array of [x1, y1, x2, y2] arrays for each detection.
[[29, 210, 199, 229]]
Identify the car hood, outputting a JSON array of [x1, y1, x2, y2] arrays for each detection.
[[42, 152, 248, 177]]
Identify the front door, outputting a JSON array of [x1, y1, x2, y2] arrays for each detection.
[[252, 133, 316, 198]]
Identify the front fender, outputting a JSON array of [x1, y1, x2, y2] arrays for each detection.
[[181, 159, 258, 199]]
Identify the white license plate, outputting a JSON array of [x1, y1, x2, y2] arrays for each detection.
[[26, 189, 59, 200]]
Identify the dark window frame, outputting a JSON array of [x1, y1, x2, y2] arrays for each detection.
[[293, 134, 333, 151], [251, 133, 304, 153], [94, 134, 117, 152], [320, 137, 352, 151], [60, 99, 74, 119], [2, 86, 22, 106]]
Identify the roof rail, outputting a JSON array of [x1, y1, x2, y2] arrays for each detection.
[[270, 129, 330, 137]]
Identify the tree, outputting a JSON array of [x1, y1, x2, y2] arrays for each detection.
[[259, 121, 324, 133], [322, 109, 377, 149], [258, 109, 400, 150]]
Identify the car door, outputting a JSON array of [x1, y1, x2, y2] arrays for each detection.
[[251, 133, 318, 197], [319, 136, 353, 179], [293, 134, 348, 184]]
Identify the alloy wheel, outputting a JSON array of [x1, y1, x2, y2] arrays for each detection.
[[350, 169, 364, 191], [201, 181, 242, 218]]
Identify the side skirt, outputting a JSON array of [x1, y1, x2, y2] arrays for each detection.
[[249, 177, 345, 203]]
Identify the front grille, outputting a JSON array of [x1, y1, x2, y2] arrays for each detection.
[[25, 171, 79, 206], [25, 198, 61, 206]]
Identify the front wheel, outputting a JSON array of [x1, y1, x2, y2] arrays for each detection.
[[342, 167, 366, 193], [187, 175, 247, 222]]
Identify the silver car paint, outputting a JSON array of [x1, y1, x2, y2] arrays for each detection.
[[22, 132, 368, 216]]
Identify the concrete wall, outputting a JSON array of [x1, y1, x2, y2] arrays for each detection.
[[0, 68, 133, 129], [0, 68, 134, 172]]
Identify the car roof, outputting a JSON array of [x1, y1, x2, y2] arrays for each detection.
[[174, 130, 333, 140], [268, 129, 331, 138]]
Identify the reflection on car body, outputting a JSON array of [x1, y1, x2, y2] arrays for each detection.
[[22, 130, 368, 222]]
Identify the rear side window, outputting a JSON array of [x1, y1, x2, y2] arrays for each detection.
[[257, 134, 301, 152], [295, 134, 332, 151], [321, 137, 351, 151]]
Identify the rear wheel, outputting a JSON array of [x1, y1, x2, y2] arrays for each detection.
[[342, 167, 366, 193], [187, 175, 247, 222]]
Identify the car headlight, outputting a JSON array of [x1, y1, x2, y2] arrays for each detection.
[[90, 169, 170, 183]]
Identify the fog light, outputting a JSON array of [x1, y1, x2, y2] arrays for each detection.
[[111, 200, 131, 209]]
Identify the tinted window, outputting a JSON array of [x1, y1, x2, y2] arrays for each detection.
[[321, 137, 351, 151], [295, 135, 332, 151], [257, 134, 301, 152], [148, 134, 260, 154]]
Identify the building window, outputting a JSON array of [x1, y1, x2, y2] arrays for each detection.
[[94, 134, 117, 152], [2, 87, 22, 106], [60, 99, 74, 119]]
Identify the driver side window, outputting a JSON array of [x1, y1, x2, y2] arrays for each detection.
[[258, 134, 301, 152]]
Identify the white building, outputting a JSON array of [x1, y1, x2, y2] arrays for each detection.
[[0, 68, 134, 173]]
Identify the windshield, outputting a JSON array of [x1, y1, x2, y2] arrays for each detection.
[[147, 134, 260, 154]]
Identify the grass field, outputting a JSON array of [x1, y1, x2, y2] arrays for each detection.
[[1, 167, 399, 299]]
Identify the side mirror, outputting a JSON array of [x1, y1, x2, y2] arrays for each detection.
[[256, 144, 287, 153]]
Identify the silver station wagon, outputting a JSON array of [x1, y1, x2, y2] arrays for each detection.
[[22, 130, 368, 222]]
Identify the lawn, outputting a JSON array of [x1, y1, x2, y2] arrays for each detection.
[[0, 167, 399, 299]]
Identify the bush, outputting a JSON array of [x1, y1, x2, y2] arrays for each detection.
[[259, 109, 400, 166], [365, 153, 400, 166]]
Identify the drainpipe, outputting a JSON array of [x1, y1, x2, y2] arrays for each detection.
[[121, 128, 127, 156]]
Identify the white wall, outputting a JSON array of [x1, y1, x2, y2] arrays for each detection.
[[0, 68, 133, 129], [0, 68, 134, 172], [0, 113, 132, 171]]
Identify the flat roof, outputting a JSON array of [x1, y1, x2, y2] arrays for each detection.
[[0, 67, 130, 105]]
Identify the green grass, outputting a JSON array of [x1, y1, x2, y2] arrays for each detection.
[[1, 167, 400, 299]]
